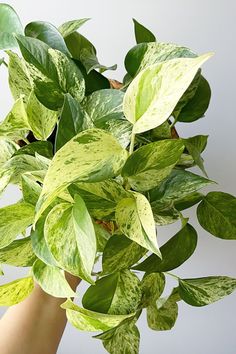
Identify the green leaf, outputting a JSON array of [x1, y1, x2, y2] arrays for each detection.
[[32, 259, 76, 298], [65, 32, 117, 74], [102, 234, 146, 275], [177, 75, 211, 122], [122, 140, 184, 191], [13, 141, 53, 159], [123, 53, 213, 134], [0, 4, 24, 50], [148, 169, 213, 204], [36, 129, 128, 220], [7, 50, 32, 102], [184, 135, 208, 176], [55, 93, 91, 151], [150, 199, 180, 226], [93, 222, 111, 252], [26, 90, 58, 140], [25, 21, 70, 55], [140, 272, 165, 307], [75, 60, 110, 95], [21, 173, 42, 205], [58, 18, 90, 38], [175, 192, 204, 211], [31, 213, 57, 266], [69, 179, 130, 220], [82, 270, 141, 315], [61, 298, 134, 331], [178, 276, 236, 306], [197, 191, 236, 239], [125, 42, 196, 77], [0, 276, 34, 306], [16, 35, 85, 110], [96, 319, 140, 354], [133, 224, 198, 272], [44, 195, 96, 283], [0, 138, 18, 168], [116, 192, 161, 257], [0, 237, 36, 267], [147, 290, 179, 331], [82, 89, 132, 148], [133, 18, 156, 44], [0, 98, 30, 139], [0, 202, 35, 249]]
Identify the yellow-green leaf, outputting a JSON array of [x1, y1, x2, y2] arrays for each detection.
[[0, 276, 34, 306]]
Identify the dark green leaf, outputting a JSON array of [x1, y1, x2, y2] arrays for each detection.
[[102, 234, 147, 275], [25, 21, 70, 55], [13, 141, 53, 159], [179, 276, 236, 306], [184, 135, 208, 176], [175, 192, 204, 211], [0, 4, 23, 50], [55, 93, 92, 151], [122, 140, 184, 191], [197, 191, 236, 239], [133, 18, 156, 44], [140, 272, 165, 307], [133, 224, 198, 272], [82, 270, 141, 314]]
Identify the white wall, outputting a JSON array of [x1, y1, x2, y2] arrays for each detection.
[[0, 1, 236, 353]]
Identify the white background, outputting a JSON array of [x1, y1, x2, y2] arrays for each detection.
[[0, 1, 236, 353]]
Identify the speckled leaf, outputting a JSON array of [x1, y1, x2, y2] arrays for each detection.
[[58, 18, 90, 38], [0, 138, 18, 168], [21, 173, 42, 205], [175, 192, 204, 211], [26, 90, 58, 140], [61, 298, 134, 331], [0, 4, 24, 50], [184, 135, 208, 176], [98, 320, 140, 354], [177, 75, 211, 122], [197, 191, 236, 239], [7, 50, 32, 102], [0, 202, 35, 249], [16, 35, 85, 110], [82, 89, 132, 148], [36, 129, 128, 220], [123, 53, 213, 134], [82, 270, 141, 315], [69, 179, 130, 220], [148, 169, 213, 205], [93, 222, 111, 252], [116, 193, 161, 257], [55, 93, 91, 151], [32, 259, 76, 298], [147, 291, 179, 331], [134, 224, 198, 272], [125, 42, 196, 77], [140, 272, 165, 307], [0, 237, 36, 267], [122, 140, 184, 191], [25, 21, 70, 55], [65, 32, 116, 74], [0, 276, 34, 306], [44, 196, 96, 283], [133, 18, 156, 44], [151, 199, 180, 226], [179, 276, 236, 306], [102, 234, 147, 275], [0, 98, 30, 139]]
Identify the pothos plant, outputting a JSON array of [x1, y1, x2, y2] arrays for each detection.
[[0, 3, 236, 353]]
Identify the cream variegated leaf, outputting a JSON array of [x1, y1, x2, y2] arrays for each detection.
[[0, 237, 36, 267], [35, 129, 128, 221], [61, 299, 134, 332], [115, 192, 161, 257], [32, 259, 76, 298], [0, 276, 34, 306], [26, 91, 58, 140], [123, 53, 213, 133], [0, 138, 18, 168]]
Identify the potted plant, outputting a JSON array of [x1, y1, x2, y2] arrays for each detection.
[[0, 3, 235, 353]]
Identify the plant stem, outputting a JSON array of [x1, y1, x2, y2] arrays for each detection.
[[129, 132, 135, 156], [164, 272, 179, 281]]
